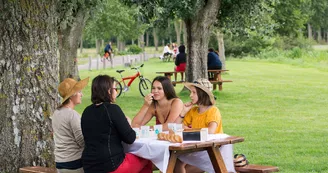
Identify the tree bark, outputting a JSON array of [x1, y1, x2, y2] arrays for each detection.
[[307, 23, 312, 40], [58, 10, 88, 81], [174, 19, 182, 46], [152, 27, 159, 51], [0, 1, 57, 172], [184, 0, 221, 82], [217, 31, 226, 70]]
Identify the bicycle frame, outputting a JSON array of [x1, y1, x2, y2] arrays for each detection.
[[119, 71, 141, 87]]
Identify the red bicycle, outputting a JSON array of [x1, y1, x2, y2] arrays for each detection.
[[115, 64, 152, 98]]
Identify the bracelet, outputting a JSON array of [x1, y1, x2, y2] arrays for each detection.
[[179, 114, 185, 118]]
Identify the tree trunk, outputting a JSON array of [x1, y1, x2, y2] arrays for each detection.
[[168, 19, 172, 44], [0, 1, 57, 172], [80, 34, 83, 53], [139, 34, 145, 50], [132, 39, 135, 45], [153, 27, 159, 51], [326, 32, 328, 43], [184, 0, 221, 82], [307, 23, 312, 40], [117, 39, 121, 51], [138, 34, 144, 47], [95, 39, 101, 55], [217, 31, 226, 70], [182, 22, 187, 45], [174, 19, 182, 46], [58, 10, 88, 81], [146, 32, 149, 47], [317, 28, 322, 42]]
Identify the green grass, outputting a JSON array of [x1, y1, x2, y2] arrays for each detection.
[[76, 57, 328, 173]]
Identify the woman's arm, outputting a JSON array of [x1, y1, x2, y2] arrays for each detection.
[[208, 122, 218, 134], [131, 93, 154, 128], [161, 99, 183, 131], [110, 104, 136, 144], [70, 112, 84, 148], [175, 102, 193, 123]]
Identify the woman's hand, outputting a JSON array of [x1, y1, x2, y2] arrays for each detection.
[[144, 93, 154, 106], [181, 102, 193, 116]]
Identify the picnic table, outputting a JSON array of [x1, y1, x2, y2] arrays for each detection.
[[156, 69, 232, 91], [124, 134, 244, 173]]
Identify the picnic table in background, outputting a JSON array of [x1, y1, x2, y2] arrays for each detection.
[[156, 69, 232, 91]]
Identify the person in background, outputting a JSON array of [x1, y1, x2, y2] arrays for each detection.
[[52, 77, 89, 173], [174, 45, 187, 82], [103, 41, 112, 61], [207, 48, 222, 80], [81, 75, 152, 173], [160, 43, 172, 60], [132, 76, 183, 131]]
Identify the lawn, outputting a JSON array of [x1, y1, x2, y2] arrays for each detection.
[[76, 58, 328, 173]]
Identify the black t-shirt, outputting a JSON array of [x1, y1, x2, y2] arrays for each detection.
[[81, 102, 136, 173], [175, 52, 186, 66]]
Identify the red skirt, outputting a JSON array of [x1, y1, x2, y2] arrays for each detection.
[[175, 63, 186, 72]]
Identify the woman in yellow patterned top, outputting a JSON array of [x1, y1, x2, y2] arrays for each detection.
[[174, 78, 223, 173]]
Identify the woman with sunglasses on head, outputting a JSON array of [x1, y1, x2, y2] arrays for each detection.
[[52, 77, 89, 173], [81, 75, 152, 173], [132, 76, 183, 131]]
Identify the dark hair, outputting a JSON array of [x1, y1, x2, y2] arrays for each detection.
[[91, 75, 115, 104], [195, 87, 213, 106], [152, 76, 177, 100], [208, 48, 214, 52], [178, 45, 185, 53]]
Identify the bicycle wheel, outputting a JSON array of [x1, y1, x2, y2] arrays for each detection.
[[114, 79, 123, 98], [139, 78, 152, 97]]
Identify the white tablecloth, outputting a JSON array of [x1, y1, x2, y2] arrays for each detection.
[[123, 134, 235, 173]]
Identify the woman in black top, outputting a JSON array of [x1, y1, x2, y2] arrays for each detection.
[[81, 75, 152, 173]]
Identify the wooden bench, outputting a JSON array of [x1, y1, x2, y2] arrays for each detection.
[[19, 166, 56, 173], [235, 164, 279, 173], [156, 69, 232, 91]]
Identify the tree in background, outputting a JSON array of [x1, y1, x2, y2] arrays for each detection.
[[0, 1, 58, 172], [123, 0, 221, 81], [307, 0, 328, 42], [215, 0, 276, 68], [57, 0, 102, 81], [272, 0, 311, 37], [84, 0, 146, 52]]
